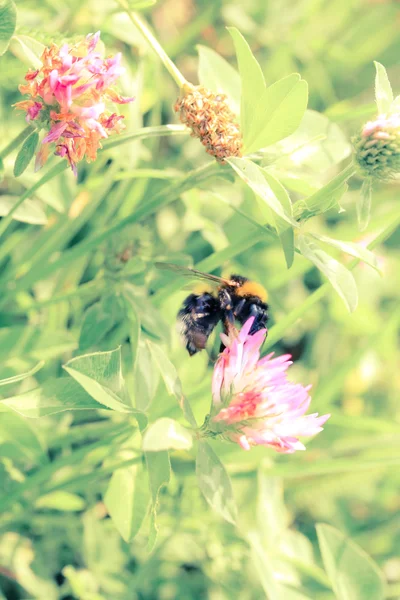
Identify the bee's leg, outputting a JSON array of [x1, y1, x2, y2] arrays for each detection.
[[247, 304, 268, 334], [233, 298, 246, 318]]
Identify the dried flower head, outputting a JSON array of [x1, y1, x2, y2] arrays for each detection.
[[174, 84, 242, 163], [353, 114, 400, 181], [208, 318, 330, 452], [14, 32, 134, 175]]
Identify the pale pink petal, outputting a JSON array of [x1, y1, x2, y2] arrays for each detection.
[[210, 317, 330, 453], [42, 121, 68, 143]]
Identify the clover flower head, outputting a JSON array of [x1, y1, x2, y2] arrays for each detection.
[[209, 318, 330, 452], [353, 113, 400, 181], [14, 32, 134, 175], [174, 84, 242, 163]]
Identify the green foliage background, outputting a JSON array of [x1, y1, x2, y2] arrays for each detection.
[[0, 0, 400, 598]]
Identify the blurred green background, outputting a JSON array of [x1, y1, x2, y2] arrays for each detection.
[[1, 0, 400, 598]]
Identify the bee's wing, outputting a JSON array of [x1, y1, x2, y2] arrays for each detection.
[[155, 262, 236, 288]]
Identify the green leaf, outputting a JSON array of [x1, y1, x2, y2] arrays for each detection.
[[9, 34, 45, 68], [0, 410, 47, 465], [146, 340, 197, 427], [0, 195, 47, 225], [248, 533, 280, 600], [228, 27, 266, 140], [104, 464, 150, 542], [296, 234, 358, 312], [79, 295, 121, 351], [142, 418, 193, 452], [0, 377, 104, 418], [374, 61, 393, 115], [294, 183, 347, 221], [228, 157, 298, 228], [263, 170, 294, 268], [0, 361, 44, 387], [197, 44, 241, 115], [196, 441, 237, 525], [123, 282, 170, 342], [269, 110, 351, 174], [317, 524, 385, 600], [245, 74, 308, 154], [0, 0, 16, 55], [63, 348, 134, 414], [13, 131, 39, 177], [357, 178, 372, 232], [134, 340, 159, 412], [229, 28, 308, 153], [309, 232, 381, 274], [145, 451, 170, 551], [36, 491, 86, 512], [0, 157, 4, 182]]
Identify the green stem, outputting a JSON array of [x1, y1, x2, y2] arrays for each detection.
[[0, 161, 223, 306], [264, 206, 400, 350], [0, 125, 34, 160], [0, 425, 132, 515], [0, 161, 67, 241], [43, 456, 142, 494], [116, 0, 187, 88], [0, 124, 187, 248], [11, 279, 104, 313]]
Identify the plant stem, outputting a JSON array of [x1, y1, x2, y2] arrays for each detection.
[[0, 425, 132, 514], [0, 124, 187, 249], [43, 456, 142, 494], [116, 0, 187, 88], [0, 161, 67, 241], [0, 161, 223, 306], [0, 125, 34, 160]]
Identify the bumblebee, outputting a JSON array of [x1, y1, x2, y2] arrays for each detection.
[[155, 262, 269, 356]]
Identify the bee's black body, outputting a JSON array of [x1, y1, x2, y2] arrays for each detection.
[[155, 262, 269, 356], [178, 275, 268, 356], [178, 292, 222, 356]]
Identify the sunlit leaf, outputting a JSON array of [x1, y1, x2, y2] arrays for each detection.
[[374, 61, 393, 115], [196, 441, 237, 525], [197, 44, 241, 114], [146, 340, 197, 427], [9, 34, 44, 68], [0, 195, 47, 225], [63, 348, 133, 413], [248, 533, 280, 600], [0, 0, 16, 55], [228, 157, 298, 228], [0, 410, 47, 465], [36, 491, 86, 512], [104, 464, 150, 542], [79, 294, 122, 351], [228, 27, 265, 140], [296, 234, 358, 312], [1, 377, 104, 417], [263, 170, 294, 268], [310, 232, 381, 274], [13, 131, 39, 177], [142, 418, 193, 452], [317, 524, 385, 600], [229, 28, 308, 153]]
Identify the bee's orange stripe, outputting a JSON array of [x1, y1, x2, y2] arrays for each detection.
[[236, 281, 268, 302]]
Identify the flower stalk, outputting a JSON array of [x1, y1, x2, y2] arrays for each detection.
[[116, 0, 187, 88]]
